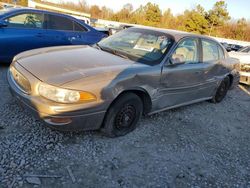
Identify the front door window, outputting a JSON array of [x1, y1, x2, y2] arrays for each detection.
[[5, 13, 44, 29]]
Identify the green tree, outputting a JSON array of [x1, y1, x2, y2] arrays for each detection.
[[130, 5, 146, 24], [182, 5, 209, 34], [144, 2, 161, 26], [18, 0, 28, 6], [111, 4, 132, 22], [100, 6, 114, 19], [234, 18, 247, 40], [123, 3, 133, 12], [90, 5, 102, 19], [161, 8, 176, 29], [0, 0, 28, 6], [207, 1, 230, 35]]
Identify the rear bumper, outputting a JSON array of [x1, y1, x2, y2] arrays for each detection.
[[239, 71, 250, 85], [7, 70, 106, 131]]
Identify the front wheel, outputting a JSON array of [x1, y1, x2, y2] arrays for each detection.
[[210, 76, 230, 103], [101, 93, 143, 137]]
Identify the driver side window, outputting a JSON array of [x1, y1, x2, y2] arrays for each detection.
[[5, 13, 44, 29], [171, 38, 199, 64]]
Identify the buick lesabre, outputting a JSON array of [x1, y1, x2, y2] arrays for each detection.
[[8, 27, 240, 137]]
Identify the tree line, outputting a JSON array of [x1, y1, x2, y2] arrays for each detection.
[[1, 0, 250, 41]]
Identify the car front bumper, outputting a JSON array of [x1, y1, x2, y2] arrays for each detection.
[[7, 69, 106, 131]]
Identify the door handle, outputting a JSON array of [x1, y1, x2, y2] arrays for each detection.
[[195, 71, 202, 74], [69, 36, 76, 40]]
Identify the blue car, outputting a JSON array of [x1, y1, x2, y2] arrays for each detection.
[[0, 8, 107, 63]]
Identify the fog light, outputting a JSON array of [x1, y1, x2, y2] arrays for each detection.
[[46, 117, 72, 125]]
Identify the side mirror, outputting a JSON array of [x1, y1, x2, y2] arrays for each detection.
[[0, 20, 8, 28]]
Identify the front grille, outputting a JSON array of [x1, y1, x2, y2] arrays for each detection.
[[10, 66, 31, 94], [241, 64, 250, 72]]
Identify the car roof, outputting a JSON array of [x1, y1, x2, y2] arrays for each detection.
[[131, 26, 218, 42]]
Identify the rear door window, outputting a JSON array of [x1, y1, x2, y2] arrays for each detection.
[[5, 13, 44, 29], [47, 14, 73, 31], [74, 22, 87, 32], [202, 40, 220, 62]]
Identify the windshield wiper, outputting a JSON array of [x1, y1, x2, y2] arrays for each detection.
[[96, 45, 129, 60], [112, 50, 130, 60]]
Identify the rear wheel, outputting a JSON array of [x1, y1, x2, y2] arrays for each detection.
[[101, 93, 143, 137], [210, 76, 230, 103]]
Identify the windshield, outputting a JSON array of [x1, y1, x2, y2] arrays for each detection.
[[98, 28, 174, 65]]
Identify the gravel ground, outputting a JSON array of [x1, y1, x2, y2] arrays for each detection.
[[0, 65, 250, 188]]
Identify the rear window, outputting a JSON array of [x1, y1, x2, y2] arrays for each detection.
[[47, 14, 73, 31]]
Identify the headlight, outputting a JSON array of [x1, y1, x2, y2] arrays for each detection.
[[38, 83, 96, 104]]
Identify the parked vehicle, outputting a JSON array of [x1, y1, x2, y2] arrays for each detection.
[[229, 46, 250, 85], [8, 27, 240, 137], [221, 42, 232, 52], [230, 44, 243, 51], [94, 27, 110, 36], [0, 8, 107, 63]]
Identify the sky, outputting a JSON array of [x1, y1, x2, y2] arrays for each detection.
[[51, 0, 250, 19]]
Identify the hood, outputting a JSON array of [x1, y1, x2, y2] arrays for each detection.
[[16, 45, 135, 86]]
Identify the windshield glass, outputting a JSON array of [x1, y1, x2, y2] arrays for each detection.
[[98, 28, 174, 65]]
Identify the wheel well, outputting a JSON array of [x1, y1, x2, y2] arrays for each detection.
[[130, 90, 152, 114], [109, 90, 152, 115], [100, 90, 152, 129]]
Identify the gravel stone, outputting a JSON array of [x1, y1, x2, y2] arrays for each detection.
[[26, 177, 41, 185], [0, 66, 249, 187]]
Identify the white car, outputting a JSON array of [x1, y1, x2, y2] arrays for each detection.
[[229, 46, 250, 85]]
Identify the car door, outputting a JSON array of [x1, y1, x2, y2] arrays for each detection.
[[201, 39, 229, 92], [0, 12, 47, 62], [71, 21, 101, 45], [45, 14, 73, 46], [158, 37, 211, 109], [45, 14, 97, 46], [64, 20, 93, 45]]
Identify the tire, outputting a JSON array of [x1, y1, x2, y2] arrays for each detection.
[[101, 93, 143, 137], [210, 76, 230, 103]]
